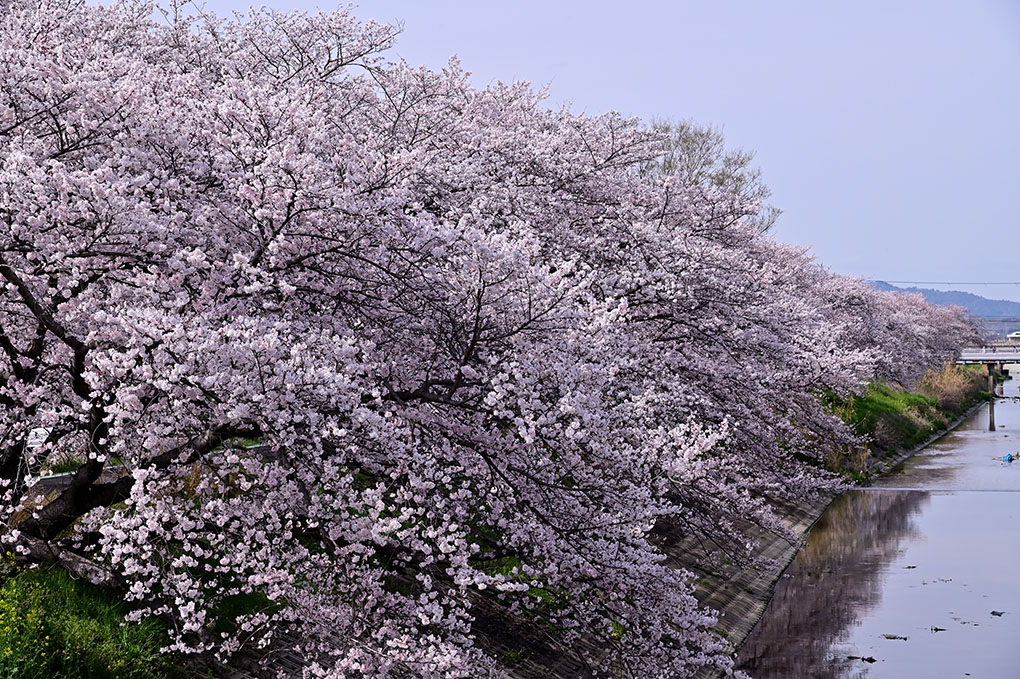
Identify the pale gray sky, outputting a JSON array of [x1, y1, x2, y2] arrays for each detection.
[[194, 1, 1020, 301]]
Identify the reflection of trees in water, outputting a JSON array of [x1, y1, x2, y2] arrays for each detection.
[[736, 490, 929, 679], [883, 449, 959, 487]]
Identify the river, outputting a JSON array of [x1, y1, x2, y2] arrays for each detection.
[[735, 373, 1020, 678]]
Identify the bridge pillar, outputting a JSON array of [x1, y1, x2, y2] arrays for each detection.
[[988, 363, 997, 431]]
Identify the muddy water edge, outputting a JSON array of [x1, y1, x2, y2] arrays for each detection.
[[735, 372, 1020, 678]]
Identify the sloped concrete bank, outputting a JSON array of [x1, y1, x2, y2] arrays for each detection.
[[690, 398, 987, 679]]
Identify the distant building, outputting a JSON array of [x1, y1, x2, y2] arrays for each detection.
[[1008, 331, 1020, 342]]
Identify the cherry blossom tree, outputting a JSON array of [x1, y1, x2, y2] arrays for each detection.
[[0, 2, 979, 677]]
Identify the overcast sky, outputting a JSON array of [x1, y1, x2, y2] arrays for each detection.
[[195, 1, 1020, 301]]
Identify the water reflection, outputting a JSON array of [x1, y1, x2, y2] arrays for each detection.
[[736, 378, 1020, 678], [736, 490, 929, 678]]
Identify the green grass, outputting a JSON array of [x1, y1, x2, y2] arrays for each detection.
[[209, 591, 281, 638], [42, 457, 86, 475], [841, 382, 946, 449], [503, 648, 526, 666], [0, 565, 183, 679], [822, 376, 988, 481]]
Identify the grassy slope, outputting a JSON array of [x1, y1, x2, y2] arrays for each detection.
[[828, 363, 989, 481], [0, 563, 182, 679]]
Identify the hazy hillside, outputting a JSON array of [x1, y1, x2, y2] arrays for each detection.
[[872, 281, 1020, 337]]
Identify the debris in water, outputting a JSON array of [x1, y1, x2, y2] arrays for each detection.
[[991, 610, 1005, 617], [930, 626, 946, 632], [881, 634, 908, 640], [904, 565, 917, 569], [862, 656, 877, 664]]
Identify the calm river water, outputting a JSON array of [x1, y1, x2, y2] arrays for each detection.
[[736, 373, 1020, 678]]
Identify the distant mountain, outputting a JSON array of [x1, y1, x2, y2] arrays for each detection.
[[871, 281, 1020, 337]]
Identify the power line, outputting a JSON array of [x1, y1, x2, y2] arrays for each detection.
[[874, 280, 1020, 285]]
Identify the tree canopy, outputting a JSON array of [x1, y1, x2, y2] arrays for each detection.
[[0, 2, 978, 677]]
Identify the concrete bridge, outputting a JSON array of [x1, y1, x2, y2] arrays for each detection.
[[956, 347, 1018, 430], [957, 346, 1017, 395], [957, 346, 1020, 365]]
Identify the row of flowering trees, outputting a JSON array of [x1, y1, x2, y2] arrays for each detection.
[[0, 2, 979, 677]]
